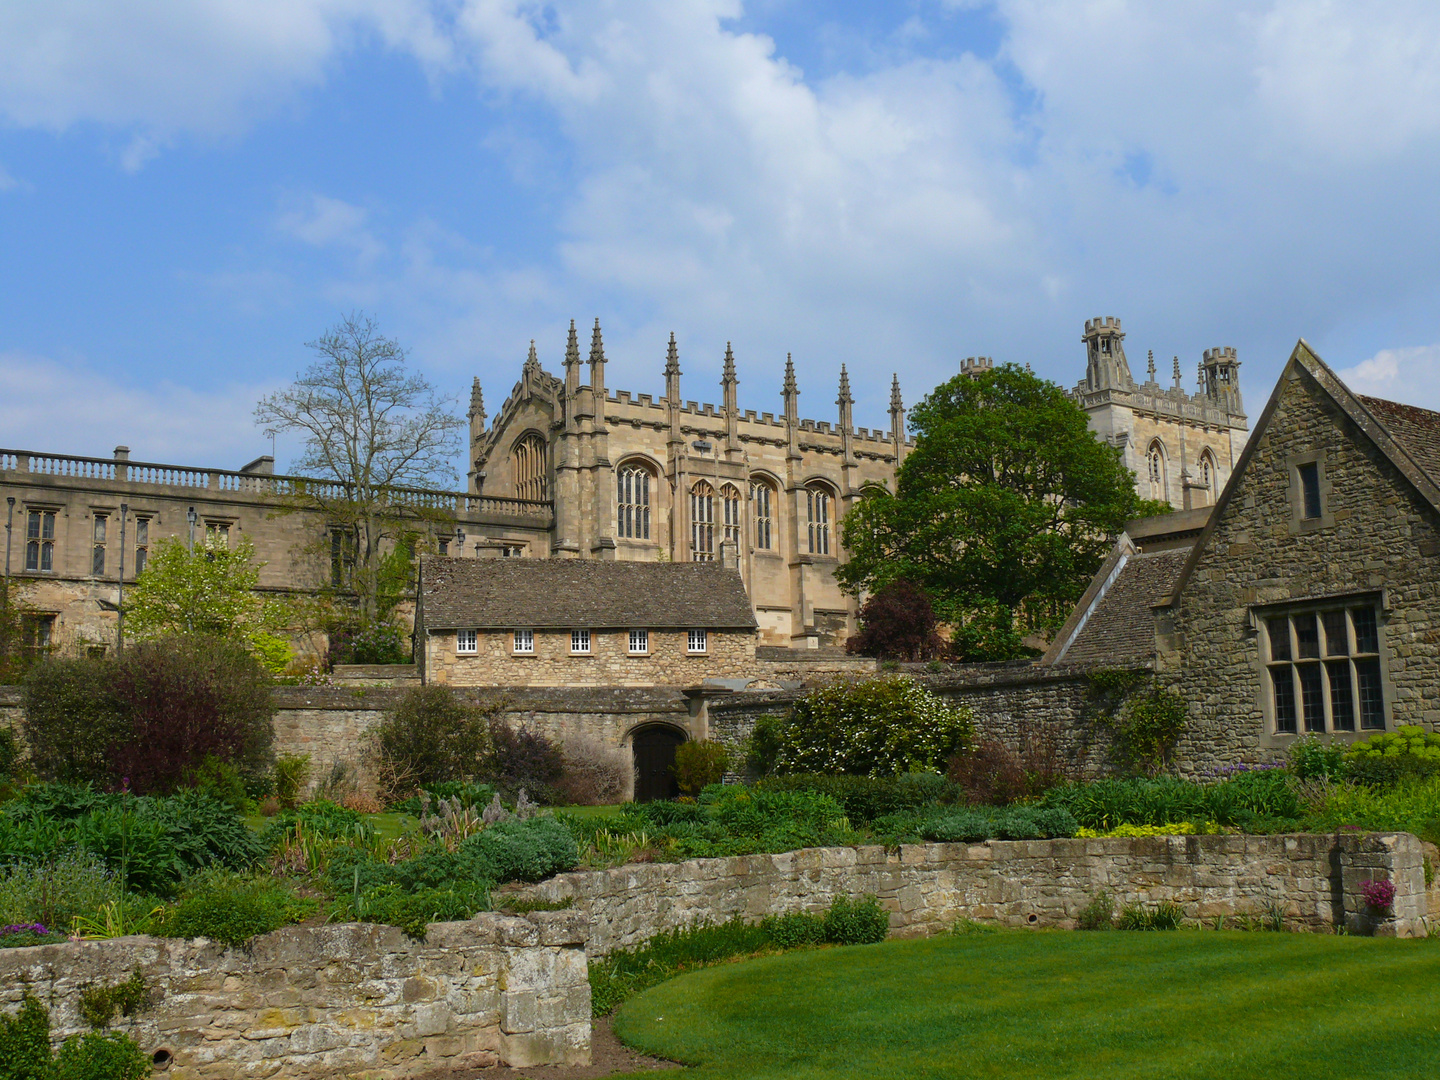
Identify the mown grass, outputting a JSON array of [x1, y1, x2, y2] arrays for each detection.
[[610, 931, 1440, 1080]]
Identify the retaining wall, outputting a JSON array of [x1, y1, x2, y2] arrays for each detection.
[[506, 832, 1429, 955], [0, 912, 591, 1078]]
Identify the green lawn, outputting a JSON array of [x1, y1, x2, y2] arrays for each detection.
[[611, 930, 1440, 1080]]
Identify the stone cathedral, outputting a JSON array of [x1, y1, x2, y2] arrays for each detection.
[[467, 320, 910, 647], [0, 315, 1245, 655]]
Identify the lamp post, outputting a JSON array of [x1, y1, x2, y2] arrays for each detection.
[[116, 503, 128, 654], [186, 506, 197, 552], [454, 527, 466, 558]]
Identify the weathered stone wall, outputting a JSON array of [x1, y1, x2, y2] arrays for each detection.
[[706, 663, 1126, 778], [0, 685, 21, 742], [508, 832, 1429, 956], [270, 686, 695, 800], [0, 913, 591, 1078], [426, 627, 756, 687], [1161, 362, 1440, 773]]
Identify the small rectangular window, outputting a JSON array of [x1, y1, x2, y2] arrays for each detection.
[[1271, 668, 1297, 733], [1267, 617, 1291, 662], [687, 629, 707, 654], [1299, 462, 1322, 519], [91, 514, 107, 576], [571, 629, 591, 654], [456, 629, 477, 654], [134, 518, 149, 576], [21, 613, 55, 656], [206, 521, 230, 549], [513, 629, 534, 654], [629, 628, 649, 654]]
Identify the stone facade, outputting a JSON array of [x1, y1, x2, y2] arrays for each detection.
[[472, 327, 908, 649], [0, 448, 551, 658], [1158, 344, 1440, 772], [506, 832, 1430, 955], [425, 627, 756, 687], [0, 913, 592, 1078], [1070, 317, 1249, 511]]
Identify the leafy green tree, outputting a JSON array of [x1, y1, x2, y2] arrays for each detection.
[[255, 313, 463, 625], [122, 535, 291, 671], [837, 364, 1163, 660]]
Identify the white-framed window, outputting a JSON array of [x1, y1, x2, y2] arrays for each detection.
[[25, 510, 56, 572], [500, 545, 523, 557], [571, 629, 591, 654], [687, 629, 708, 654], [618, 464, 652, 540], [629, 628, 649, 654], [1263, 601, 1386, 735], [205, 521, 230, 549], [751, 480, 774, 550], [456, 629, 478, 654], [513, 629, 534, 654]]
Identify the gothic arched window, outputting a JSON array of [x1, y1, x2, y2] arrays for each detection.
[[691, 481, 715, 561], [1199, 450, 1216, 492], [807, 483, 833, 555], [721, 484, 742, 549], [1146, 441, 1168, 502], [514, 434, 548, 502], [751, 479, 775, 550], [617, 463, 652, 539]]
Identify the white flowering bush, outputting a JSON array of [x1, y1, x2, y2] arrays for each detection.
[[775, 677, 974, 777]]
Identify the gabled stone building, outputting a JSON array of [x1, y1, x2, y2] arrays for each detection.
[[415, 557, 758, 687], [1046, 340, 1440, 773]]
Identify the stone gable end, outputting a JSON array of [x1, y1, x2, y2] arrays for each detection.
[[1163, 360, 1440, 773]]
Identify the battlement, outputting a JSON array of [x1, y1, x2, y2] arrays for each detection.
[[1084, 316, 1122, 334], [1203, 347, 1238, 364], [960, 356, 994, 377]]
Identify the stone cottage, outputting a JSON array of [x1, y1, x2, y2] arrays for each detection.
[[1046, 340, 1440, 773], [415, 556, 758, 688]]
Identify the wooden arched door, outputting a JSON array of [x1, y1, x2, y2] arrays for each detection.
[[632, 725, 684, 802]]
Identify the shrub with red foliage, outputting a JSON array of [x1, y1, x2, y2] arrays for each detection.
[[487, 717, 566, 802], [845, 580, 945, 661], [946, 724, 1067, 806], [106, 636, 274, 795]]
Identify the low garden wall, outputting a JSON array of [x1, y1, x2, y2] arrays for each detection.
[[507, 832, 1430, 955], [0, 911, 592, 1078]]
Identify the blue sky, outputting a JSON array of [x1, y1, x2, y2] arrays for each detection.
[[3, 1, 1440, 474]]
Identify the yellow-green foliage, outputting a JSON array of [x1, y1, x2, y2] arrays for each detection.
[[1346, 726, 1440, 760], [1074, 821, 1223, 838], [1311, 774, 1440, 835]]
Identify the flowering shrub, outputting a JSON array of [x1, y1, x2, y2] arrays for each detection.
[[776, 677, 974, 777], [1074, 821, 1223, 838], [1360, 878, 1396, 912]]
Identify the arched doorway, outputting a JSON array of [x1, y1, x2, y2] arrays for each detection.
[[632, 725, 684, 802]]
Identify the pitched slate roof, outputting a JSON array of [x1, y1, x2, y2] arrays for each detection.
[[1045, 547, 1189, 666], [418, 557, 758, 631], [1358, 395, 1440, 486]]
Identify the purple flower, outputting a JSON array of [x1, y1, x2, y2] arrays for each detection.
[[1360, 878, 1396, 912], [1, 923, 50, 936]]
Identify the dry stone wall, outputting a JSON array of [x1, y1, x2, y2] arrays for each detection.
[[0, 912, 591, 1078], [507, 832, 1430, 955]]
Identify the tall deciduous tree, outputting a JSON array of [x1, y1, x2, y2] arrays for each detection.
[[255, 313, 463, 624], [837, 364, 1162, 660]]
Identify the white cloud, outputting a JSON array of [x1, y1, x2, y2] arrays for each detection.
[[0, 351, 276, 467], [276, 194, 386, 265], [1338, 345, 1440, 410], [0, 0, 453, 146], [0, 161, 17, 191]]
